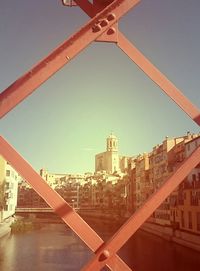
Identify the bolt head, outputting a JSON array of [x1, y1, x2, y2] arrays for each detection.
[[100, 19, 109, 27], [107, 27, 116, 35], [107, 13, 116, 21], [92, 24, 102, 32]]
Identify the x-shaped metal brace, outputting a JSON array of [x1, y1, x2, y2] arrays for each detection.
[[0, 1, 200, 270]]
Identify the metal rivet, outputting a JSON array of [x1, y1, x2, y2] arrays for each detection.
[[100, 19, 109, 27], [99, 250, 110, 261], [92, 24, 102, 32], [107, 27, 116, 35], [107, 13, 116, 21]]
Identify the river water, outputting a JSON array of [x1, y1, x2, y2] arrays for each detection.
[[0, 219, 200, 271]]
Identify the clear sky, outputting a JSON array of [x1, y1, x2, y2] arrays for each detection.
[[0, 0, 199, 174]]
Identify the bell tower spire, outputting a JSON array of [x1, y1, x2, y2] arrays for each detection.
[[106, 133, 118, 152]]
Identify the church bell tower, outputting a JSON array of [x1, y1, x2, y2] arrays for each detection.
[[106, 133, 119, 173], [107, 133, 118, 152]]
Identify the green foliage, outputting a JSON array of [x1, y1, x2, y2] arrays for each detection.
[[10, 219, 34, 233], [0, 180, 6, 211]]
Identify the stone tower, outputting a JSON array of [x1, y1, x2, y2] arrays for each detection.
[[95, 133, 120, 174], [106, 133, 119, 173], [107, 133, 118, 152]]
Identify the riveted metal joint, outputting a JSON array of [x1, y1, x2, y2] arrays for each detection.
[[99, 250, 110, 262], [107, 13, 116, 21], [107, 27, 116, 35], [100, 19, 109, 27], [92, 23, 102, 33]]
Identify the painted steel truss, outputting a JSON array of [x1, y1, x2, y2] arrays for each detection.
[[0, 1, 200, 270]]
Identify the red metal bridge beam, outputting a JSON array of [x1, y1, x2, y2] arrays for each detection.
[[73, 1, 200, 126], [117, 33, 200, 126], [81, 145, 200, 270], [0, 0, 140, 119], [1, 1, 199, 270], [74, 0, 119, 43], [0, 135, 132, 271], [73, 0, 94, 17]]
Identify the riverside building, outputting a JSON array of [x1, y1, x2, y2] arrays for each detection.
[[0, 156, 20, 222]]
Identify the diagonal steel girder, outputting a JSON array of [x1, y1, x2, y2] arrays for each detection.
[[0, 0, 140, 118], [74, 0, 200, 125], [117, 33, 200, 125], [1, 133, 200, 270], [0, 135, 132, 271], [0, 1, 139, 270], [81, 145, 200, 270], [1, 1, 200, 270]]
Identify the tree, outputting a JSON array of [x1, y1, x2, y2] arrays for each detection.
[[0, 180, 6, 211]]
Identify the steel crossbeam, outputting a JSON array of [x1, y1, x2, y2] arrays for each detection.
[[0, 136, 132, 271], [1, 0, 200, 270], [74, 0, 200, 125], [117, 33, 200, 125], [81, 146, 200, 270], [0, 0, 140, 119]]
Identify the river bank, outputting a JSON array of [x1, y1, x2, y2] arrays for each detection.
[[141, 221, 200, 252], [0, 222, 11, 238], [1, 219, 199, 271], [0, 217, 15, 238], [0, 216, 42, 238], [1, 211, 200, 253], [78, 209, 200, 252]]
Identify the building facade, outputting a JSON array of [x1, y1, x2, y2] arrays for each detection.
[[0, 156, 20, 222], [95, 134, 131, 174], [174, 136, 200, 234]]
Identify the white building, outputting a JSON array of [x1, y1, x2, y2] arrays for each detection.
[[40, 168, 88, 188], [0, 156, 20, 222]]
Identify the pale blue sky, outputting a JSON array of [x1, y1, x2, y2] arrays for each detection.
[[0, 0, 199, 173]]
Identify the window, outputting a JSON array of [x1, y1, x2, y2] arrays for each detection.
[[6, 170, 10, 177], [181, 211, 185, 228], [188, 211, 192, 229], [192, 174, 196, 182], [197, 212, 200, 231]]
